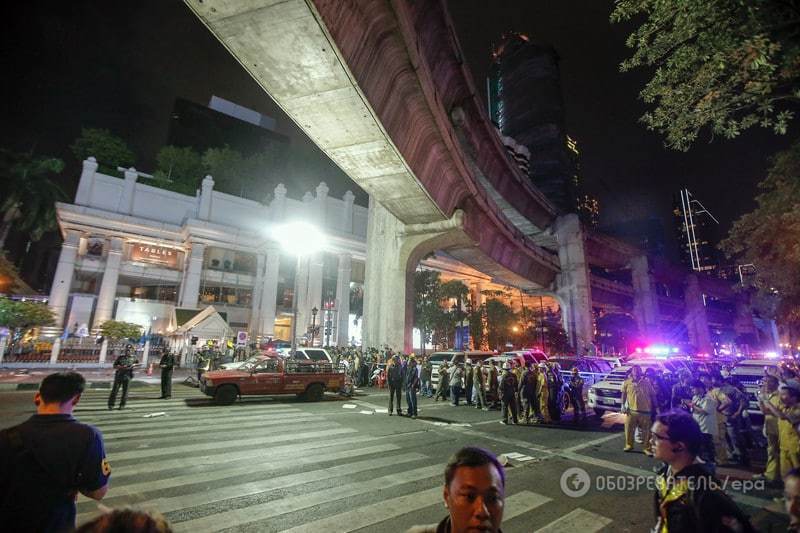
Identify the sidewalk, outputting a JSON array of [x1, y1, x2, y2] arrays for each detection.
[[0, 367, 195, 390]]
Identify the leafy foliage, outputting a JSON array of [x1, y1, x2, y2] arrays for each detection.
[[0, 298, 55, 330], [70, 128, 135, 174], [413, 270, 442, 352], [484, 299, 516, 351], [99, 320, 143, 342], [721, 140, 800, 327], [612, 0, 800, 150], [153, 146, 205, 195], [0, 149, 66, 245]]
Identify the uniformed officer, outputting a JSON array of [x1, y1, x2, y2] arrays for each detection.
[[0, 372, 110, 532], [499, 363, 519, 425], [519, 362, 541, 424], [159, 350, 175, 399], [568, 367, 586, 422], [108, 345, 138, 410]]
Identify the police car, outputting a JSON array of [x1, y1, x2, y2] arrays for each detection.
[[587, 358, 691, 416], [428, 350, 495, 391], [730, 358, 783, 418]]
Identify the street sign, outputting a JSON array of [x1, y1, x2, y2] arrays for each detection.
[[236, 331, 248, 346]]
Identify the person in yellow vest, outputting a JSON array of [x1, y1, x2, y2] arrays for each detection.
[[703, 374, 730, 465], [763, 381, 800, 478], [754, 375, 781, 484], [537, 363, 551, 423], [621, 365, 658, 455]]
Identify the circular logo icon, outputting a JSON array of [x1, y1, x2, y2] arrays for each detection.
[[560, 467, 591, 498]]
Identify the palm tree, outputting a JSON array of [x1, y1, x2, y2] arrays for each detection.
[[0, 149, 66, 250]]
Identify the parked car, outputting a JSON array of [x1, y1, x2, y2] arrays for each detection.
[[428, 350, 495, 390], [730, 358, 783, 419], [549, 356, 614, 390], [501, 350, 548, 366], [290, 347, 332, 362], [587, 358, 691, 416]]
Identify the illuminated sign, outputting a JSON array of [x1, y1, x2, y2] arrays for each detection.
[[130, 243, 181, 268]]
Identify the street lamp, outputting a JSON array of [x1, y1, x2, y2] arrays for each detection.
[[270, 221, 325, 357], [310, 306, 319, 346]]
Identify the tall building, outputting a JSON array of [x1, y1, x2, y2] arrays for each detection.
[[488, 32, 577, 211], [673, 189, 720, 274]]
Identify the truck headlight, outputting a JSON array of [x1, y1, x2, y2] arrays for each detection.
[[204, 379, 214, 386], [589, 388, 595, 395]]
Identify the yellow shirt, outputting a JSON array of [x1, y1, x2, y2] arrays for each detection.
[[623, 377, 655, 412], [778, 404, 800, 450], [764, 391, 780, 436]]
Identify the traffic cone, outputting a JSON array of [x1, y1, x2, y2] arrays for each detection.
[[147, 363, 153, 376]]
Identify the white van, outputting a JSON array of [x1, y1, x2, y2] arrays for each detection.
[[587, 359, 690, 415], [427, 350, 495, 390]]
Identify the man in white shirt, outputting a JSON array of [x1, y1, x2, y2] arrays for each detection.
[[690, 380, 719, 473]]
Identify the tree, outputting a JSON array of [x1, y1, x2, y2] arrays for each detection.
[[0, 298, 55, 351], [0, 149, 66, 250], [612, 0, 800, 151], [436, 280, 469, 348], [413, 270, 443, 354], [202, 146, 244, 196], [153, 146, 204, 195], [721, 140, 800, 342], [99, 320, 143, 343], [70, 128, 135, 174], [484, 298, 516, 351]]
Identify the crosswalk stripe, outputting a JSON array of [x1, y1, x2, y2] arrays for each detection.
[[125, 454, 429, 519], [171, 464, 443, 531], [280, 488, 551, 533], [98, 412, 316, 439], [75, 406, 304, 429], [108, 426, 353, 461], [534, 508, 613, 532], [106, 433, 390, 478], [103, 413, 326, 442], [93, 443, 403, 499]]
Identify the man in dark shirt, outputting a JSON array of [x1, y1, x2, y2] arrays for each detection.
[[108, 344, 138, 410], [0, 371, 110, 532], [159, 351, 175, 399]]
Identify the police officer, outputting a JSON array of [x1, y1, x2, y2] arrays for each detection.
[[499, 363, 519, 425], [519, 362, 540, 424], [159, 350, 175, 399], [0, 372, 110, 532], [108, 345, 137, 410], [568, 367, 586, 422], [387, 355, 404, 416]]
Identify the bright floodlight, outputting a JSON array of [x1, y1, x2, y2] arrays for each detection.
[[271, 221, 325, 256]]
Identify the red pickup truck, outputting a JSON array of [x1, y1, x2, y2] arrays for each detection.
[[200, 356, 347, 405]]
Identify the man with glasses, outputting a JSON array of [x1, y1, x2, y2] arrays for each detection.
[[651, 411, 754, 533]]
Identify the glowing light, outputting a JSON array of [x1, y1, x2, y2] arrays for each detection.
[[764, 351, 779, 359], [671, 347, 680, 354], [635, 347, 643, 353], [643, 345, 671, 356], [270, 221, 325, 256]]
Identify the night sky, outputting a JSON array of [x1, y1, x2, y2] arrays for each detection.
[[3, 1, 795, 262]]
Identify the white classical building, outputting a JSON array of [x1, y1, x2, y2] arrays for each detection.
[[49, 157, 368, 348]]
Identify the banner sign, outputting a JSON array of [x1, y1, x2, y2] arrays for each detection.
[[130, 243, 181, 268]]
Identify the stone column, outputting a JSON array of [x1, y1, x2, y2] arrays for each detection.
[[294, 256, 310, 342], [93, 237, 124, 328], [630, 255, 659, 337], [179, 242, 206, 309], [98, 338, 109, 364], [198, 176, 214, 220], [259, 250, 281, 338], [49, 338, 61, 364], [74, 157, 98, 205], [342, 191, 355, 233], [271, 183, 287, 220], [49, 230, 81, 327], [335, 253, 352, 346], [554, 214, 594, 352], [315, 182, 329, 227], [249, 253, 266, 337], [684, 274, 712, 353], [306, 255, 324, 343]]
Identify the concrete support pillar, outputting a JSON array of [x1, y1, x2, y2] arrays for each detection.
[[363, 199, 466, 352], [554, 214, 594, 352], [630, 255, 659, 337], [49, 338, 61, 364], [249, 254, 265, 338], [49, 230, 81, 328], [179, 242, 205, 309], [259, 250, 281, 338], [93, 237, 124, 328], [335, 253, 352, 346], [294, 257, 309, 342], [199, 176, 214, 220], [120, 168, 138, 214], [342, 191, 355, 233], [74, 157, 98, 205], [684, 274, 712, 353]]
